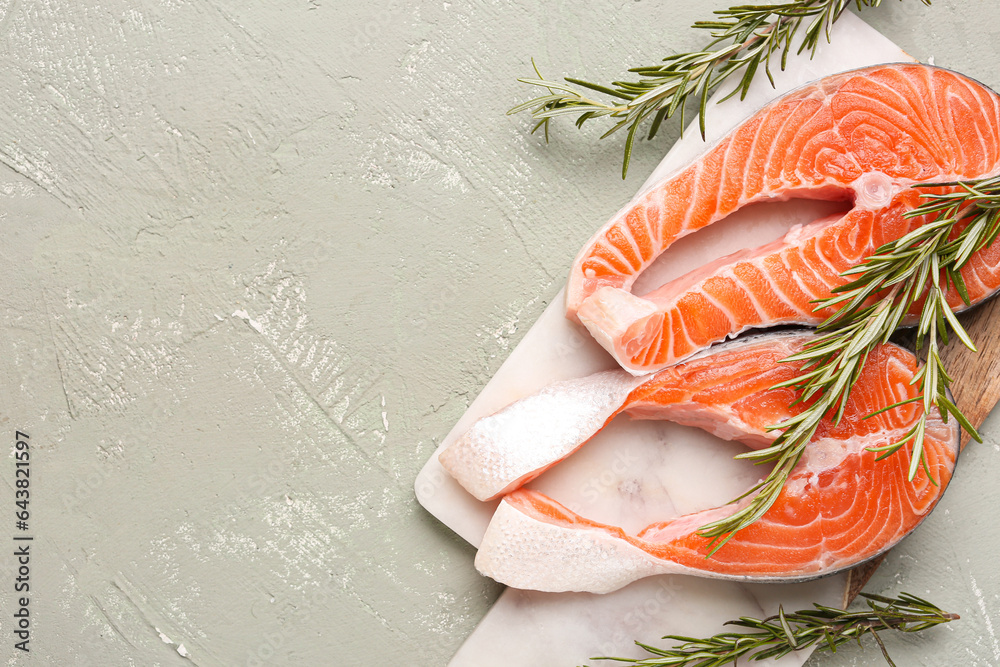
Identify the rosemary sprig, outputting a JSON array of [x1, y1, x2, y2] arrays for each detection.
[[510, 0, 931, 178], [697, 178, 998, 552], [589, 592, 958, 667]]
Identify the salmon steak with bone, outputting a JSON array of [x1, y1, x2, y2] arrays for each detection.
[[566, 63, 1000, 375], [440, 332, 959, 593]]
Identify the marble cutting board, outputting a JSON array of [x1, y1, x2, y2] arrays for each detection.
[[415, 12, 916, 666]]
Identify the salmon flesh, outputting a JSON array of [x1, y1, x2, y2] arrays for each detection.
[[566, 64, 1000, 374], [440, 332, 960, 593]]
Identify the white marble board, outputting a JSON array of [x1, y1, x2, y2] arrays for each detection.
[[414, 12, 916, 666]]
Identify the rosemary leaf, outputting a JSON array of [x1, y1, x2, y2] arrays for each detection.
[[510, 0, 932, 178], [588, 592, 958, 667]]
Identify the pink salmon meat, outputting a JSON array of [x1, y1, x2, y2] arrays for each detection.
[[566, 64, 1000, 374], [440, 332, 959, 593]]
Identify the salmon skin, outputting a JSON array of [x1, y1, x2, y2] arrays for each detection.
[[440, 332, 960, 593], [566, 64, 1000, 374]]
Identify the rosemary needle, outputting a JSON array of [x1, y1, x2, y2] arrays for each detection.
[[588, 592, 959, 667], [698, 178, 996, 552], [509, 0, 931, 178]]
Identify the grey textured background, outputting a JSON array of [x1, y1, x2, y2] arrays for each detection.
[[0, 1, 998, 665]]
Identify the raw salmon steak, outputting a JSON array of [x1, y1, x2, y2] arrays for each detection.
[[566, 63, 1000, 374], [440, 332, 960, 593]]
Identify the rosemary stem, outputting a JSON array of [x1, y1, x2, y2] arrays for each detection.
[[590, 592, 959, 667], [511, 0, 932, 177]]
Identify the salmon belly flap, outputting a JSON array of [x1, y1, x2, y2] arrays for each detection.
[[440, 333, 960, 593], [567, 63, 1000, 374]]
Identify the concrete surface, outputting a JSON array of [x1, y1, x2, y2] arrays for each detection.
[[0, 1, 998, 665]]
